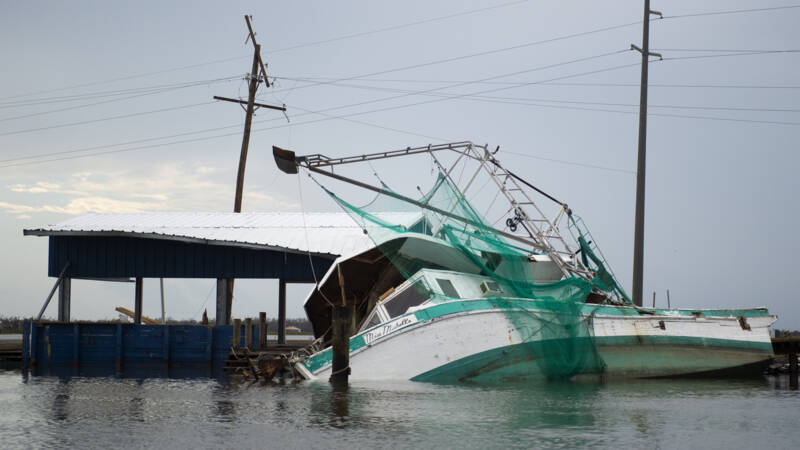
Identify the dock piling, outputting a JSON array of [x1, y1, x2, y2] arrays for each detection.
[[244, 318, 252, 348], [330, 305, 353, 384], [232, 319, 241, 349], [258, 312, 267, 349]]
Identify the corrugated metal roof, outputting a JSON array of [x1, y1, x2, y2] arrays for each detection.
[[24, 212, 421, 257]]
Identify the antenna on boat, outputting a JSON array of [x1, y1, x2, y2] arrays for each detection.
[[630, 1, 662, 307]]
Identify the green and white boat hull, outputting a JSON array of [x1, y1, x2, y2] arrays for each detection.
[[295, 299, 775, 383]]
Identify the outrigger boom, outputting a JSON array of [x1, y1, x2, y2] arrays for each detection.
[[273, 141, 626, 303]]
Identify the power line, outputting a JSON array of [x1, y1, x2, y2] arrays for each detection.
[[0, 76, 238, 123], [502, 150, 635, 174], [256, 23, 643, 98], [0, 57, 251, 102], [287, 103, 637, 175], [285, 78, 800, 113], [262, 50, 631, 117], [275, 75, 800, 90], [8, 2, 797, 106], [260, 0, 531, 55], [7, 42, 800, 167], [0, 56, 640, 168], [0, 101, 215, 137], [663, 4, 800, 20], [0, 1, 530, 102], [0, 76, 240, 109]]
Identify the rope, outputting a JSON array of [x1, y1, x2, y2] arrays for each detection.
[[296, 173, 336, 308], [330, 365, 351, 376]]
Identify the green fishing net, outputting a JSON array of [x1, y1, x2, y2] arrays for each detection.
[[311, 167, 610, 380]]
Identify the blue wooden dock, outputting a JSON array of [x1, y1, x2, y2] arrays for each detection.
[[22, 321, 268, 374]]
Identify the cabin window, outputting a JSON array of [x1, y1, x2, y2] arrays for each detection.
[[384, 280, 431, 318], [436, 278, 459, 298], [364, 312, 382, 330]]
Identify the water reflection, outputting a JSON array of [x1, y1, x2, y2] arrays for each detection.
[[1, 370, 798, 449]]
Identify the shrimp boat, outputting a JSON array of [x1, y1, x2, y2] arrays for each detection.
[[274, 142, 776, 383]]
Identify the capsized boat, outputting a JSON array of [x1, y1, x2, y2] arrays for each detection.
[[275, 142, 776, 382]]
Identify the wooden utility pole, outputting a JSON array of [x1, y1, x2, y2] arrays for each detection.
[[630, 1, 662, 307], [215, 15, 286, 324]]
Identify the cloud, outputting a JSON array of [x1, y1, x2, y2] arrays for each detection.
[[9, 181, 62, 193], [1, 162, 299, 217], [0, 197, 164, 215]]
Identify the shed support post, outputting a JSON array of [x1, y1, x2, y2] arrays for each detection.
[[259, 312, 267, 349], [226, 278, 234, 325], [278, 279, 287, 345], [244, 317, 252, 348], [329, 305, 353, 384], [216, 279, 230, 326], [232, 318, 241, 349], [134, 278, 143, 325], [57, 277, 71, 322]]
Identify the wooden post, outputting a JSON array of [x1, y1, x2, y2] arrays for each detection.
[[329, 305, 353, 384], [666, 289, 671, 309], [790, 351, 798, 390], [134, 278, 143, 325], [278, 279, 287, 345], [244, 318, 253, 349], [160, 278, 166, 324], [215, 279, 230, 326], [232, 318, 241, 349], [652, 291, 656, 308], [57, 277, 71, 322], [259, 312, 267, 349], [631, 0, 662, 307]]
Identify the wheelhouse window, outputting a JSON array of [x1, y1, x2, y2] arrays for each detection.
[[436, 278, 460, 298], [363, 311, 383, 330], [383, 280, 431, 318]]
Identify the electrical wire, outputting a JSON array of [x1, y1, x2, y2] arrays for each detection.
[[274, 75, 800, 91], [0, 57, 642, 168], [292, 78, 800, 114], [0, 101, 216, 137], [0, 1, 531, 102], [0, 76, 240, 109], [261, 0, 531, 56], [663, 4, 800, 19]]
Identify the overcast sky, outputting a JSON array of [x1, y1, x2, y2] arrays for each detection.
[[1, 0, 798, 328]]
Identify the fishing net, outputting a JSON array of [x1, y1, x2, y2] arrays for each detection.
[[310, 165, 609, 380]]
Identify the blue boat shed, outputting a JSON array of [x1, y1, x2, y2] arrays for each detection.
[[23, 212, 374, 336]]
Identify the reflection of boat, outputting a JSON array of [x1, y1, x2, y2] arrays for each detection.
[[276, 142, 776, 382]]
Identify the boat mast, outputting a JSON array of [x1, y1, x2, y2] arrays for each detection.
[[630, 1, 661, 307]]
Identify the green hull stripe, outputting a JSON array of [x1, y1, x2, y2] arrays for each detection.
[[302, 299, 773, 374], [411, 335, 773, 383]]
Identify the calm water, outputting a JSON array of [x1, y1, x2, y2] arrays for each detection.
[[0, 369, 798, 449]]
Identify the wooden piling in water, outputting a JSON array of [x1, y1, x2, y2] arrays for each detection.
[[232, 318, 241, 349], [330, 305, 353, 384], [258, 312, 267, 349], [244, 318, 252, 348]]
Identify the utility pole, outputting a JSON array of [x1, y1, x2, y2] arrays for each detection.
[[630, 1, 662, 307], [215, 15, 287, 324]]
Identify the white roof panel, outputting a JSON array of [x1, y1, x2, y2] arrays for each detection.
[[24, 212, 422, 257]]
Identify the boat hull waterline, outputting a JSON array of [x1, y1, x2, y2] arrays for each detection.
[[295, 300, 775, 383]]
